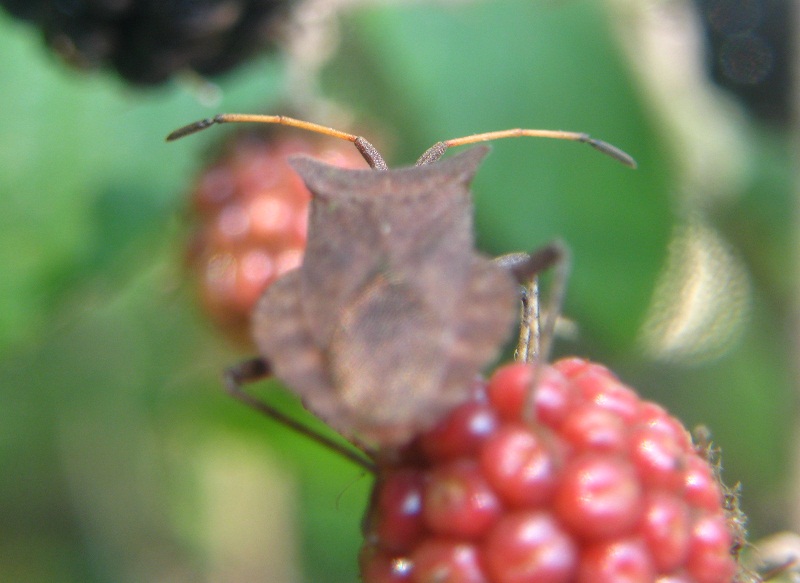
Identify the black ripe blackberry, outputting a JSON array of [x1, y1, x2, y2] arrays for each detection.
[[0, 0, 293, 85]]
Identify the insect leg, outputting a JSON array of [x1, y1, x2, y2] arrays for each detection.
[[224, 357, 375, 472], [494, 242, 570, 364], [496, 243, 572, 426]]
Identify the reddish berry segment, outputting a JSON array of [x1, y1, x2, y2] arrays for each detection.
[[185, 129, 368, 346], [420, 401, 499, 461], [480, 424, 558, 507], [484, 511, 577, 583], [685, 513, 738, 583], [572, 367, 640, 422], [641, 492, 691, 572], [361, 358, 741, 582], [637, 402, 693, 451], [578, 538, 655, 583], [371, 470, 425, 553], [629, 425, 686, 491], [486, 363, 535, 420], [554, 454, 643, 540], [683, 456, 724, 511], [561, 405, 627, 452], [411, 541, 486, 583], [422, 460, 502, 539], [655, 575, 697, 583], [360, 548, 413, 583]]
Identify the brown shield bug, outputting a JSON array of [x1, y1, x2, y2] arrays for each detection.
[[168, 114, 635, 465]]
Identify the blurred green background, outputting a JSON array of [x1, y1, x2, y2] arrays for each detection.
[[0, 0, 795, 581]]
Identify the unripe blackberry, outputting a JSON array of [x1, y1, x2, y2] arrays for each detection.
[[0, 0, 293, 85], [185, 127, 368, 346], [361, 358, 742, 583]]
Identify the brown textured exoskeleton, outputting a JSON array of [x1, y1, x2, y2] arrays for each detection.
[[168, 115, 635, 467]]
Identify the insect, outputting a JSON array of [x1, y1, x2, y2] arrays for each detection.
[[168, 114, 635, 464]]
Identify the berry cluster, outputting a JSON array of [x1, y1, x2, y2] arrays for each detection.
[[185, 128, 368, 345], [0, 0, 292, 85], [361, 358, 740, 583]]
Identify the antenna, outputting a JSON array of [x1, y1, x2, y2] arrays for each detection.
[[167, 113, 637, 169]]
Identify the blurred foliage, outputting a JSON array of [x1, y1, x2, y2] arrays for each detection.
[[0, 0, 795, 582]]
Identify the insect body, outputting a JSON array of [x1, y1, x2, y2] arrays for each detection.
[[168, 114, 633, 458], [253, 147, 517, 447]]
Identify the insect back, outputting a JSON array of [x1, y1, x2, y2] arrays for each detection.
[[251, 146, 519, 448]]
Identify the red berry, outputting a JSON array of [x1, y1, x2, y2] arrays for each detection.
[[571, 367, 640, 422], [560, 405, 628, 452], [685, 513, 738, 583], [578, 538, 655, 583], [360, 548, 414, 583], [530, 368, 577, 429], [654, 575, 696, 583], [420, 401, 499, 461], [640, 492, 690, 572], [185, 128, 368, 346], [551, 356, 592, 378], [422, 459, 502, 539], [410, 540, 486, 583], [484, 511, 577, 583], [683, 456, 724, 511], [479, 424, 558, 507], [554, 454, 643, 540], [360, 358, 742, 582], [629, 425, 686, 491], [486, 362, 534, 419], [637, 402, 693, 451], [372, 470, 425, 553]]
